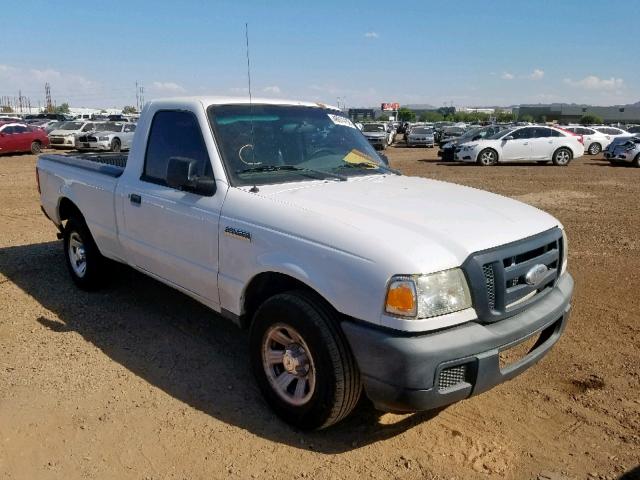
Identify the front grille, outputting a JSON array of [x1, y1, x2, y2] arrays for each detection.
[[483, 264, 496, 309], [50, 137, 64, 144], [463, 228, 562, 323], [87, 136, 97, 142], [438, 365, 468, 391]]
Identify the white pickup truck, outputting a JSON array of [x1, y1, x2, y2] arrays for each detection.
[[37, 97, 574, 430]]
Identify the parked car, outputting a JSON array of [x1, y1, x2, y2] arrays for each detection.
[[37, 96, 574, 430], [455, 126, 584, 166], [626, 125, 640, 134], [592, 126, 629, 143], [361, 123, 389, 150], [76, 122, 136, 152], [438, 126, 466, 145], [439, 125, 504, 161], [405, 127, 435, 147], [48, 121, 99, 149], [0, 122, 50, 154], [604, 136, 640, 166], [563, 126, 613, 155]]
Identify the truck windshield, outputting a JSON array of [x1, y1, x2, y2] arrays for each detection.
[[208, 105, 390, 186]]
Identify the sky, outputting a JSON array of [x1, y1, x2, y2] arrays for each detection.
[[1, 0, 638, 109]]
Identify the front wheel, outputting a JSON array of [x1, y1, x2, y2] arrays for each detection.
[[477, 148, 498, 166], [111, 139, 121, 152], [552, 148, 572, 166], [633, 153, 640, 168], [249, 291, 361, 430]]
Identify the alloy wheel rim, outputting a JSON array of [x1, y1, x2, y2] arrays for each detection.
[[262, 323, 316, 406], [68, 232, 87, 278], [557, 151, 570, 164], [481, 151, 495, 164]]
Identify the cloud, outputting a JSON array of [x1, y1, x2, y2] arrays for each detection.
[[262, 86, 281, 94], [150, 81, 185, 93], [229, 87, 249, 94], [501, 72, 514, 80], [0, 63, 98, 97], [528, 69, 544, 80], [364, 32, 379, 38], [563, 75, 624, 90]]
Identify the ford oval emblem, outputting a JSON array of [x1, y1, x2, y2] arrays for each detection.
[[525, 264, 548, 286]]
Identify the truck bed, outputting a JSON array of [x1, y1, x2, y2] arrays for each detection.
[[39, 152, 128, 178]]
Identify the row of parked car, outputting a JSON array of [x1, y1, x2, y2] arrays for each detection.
[[434, 123, 637, 166], [0, 115, 138, 156]]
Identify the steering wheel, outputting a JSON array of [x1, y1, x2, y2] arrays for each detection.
[[308, 148, 340, 160]]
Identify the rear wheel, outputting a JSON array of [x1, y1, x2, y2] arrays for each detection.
[[588, 142, 602, 155], [633, 153, 640, 168], [111, 138, 121, 152], [249, 291, 361, 430], [477, 148, 498, 166], [63, 216, 107, 290], [552, 148, 572, 166], [30, 141, 42, 154]]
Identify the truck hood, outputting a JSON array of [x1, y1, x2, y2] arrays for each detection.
[[49, 129, 81, 136], [249, 174, 560, 272]]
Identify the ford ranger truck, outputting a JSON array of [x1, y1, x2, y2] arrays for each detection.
[[36, 97, 574, 430]]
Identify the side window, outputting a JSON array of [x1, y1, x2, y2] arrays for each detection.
[[124, 124, 136, 132], [14, 125, 28, 134], [82, 123, 94, 132], [142, 110, 213, 187], [3, 126, 15, 134], [511, 128, 534, 139], [533, 128, 553, 138]]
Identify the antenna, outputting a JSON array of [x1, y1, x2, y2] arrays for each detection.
[[244, 22, 258, 167], [245, 22, 253, 104]]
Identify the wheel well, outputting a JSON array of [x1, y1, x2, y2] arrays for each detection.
[[554, 146, 573, 158], [58, 197, 84, 223], [241, 272, 321, 328]]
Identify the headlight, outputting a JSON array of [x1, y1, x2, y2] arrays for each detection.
[[385, 269, 472, 319], [99, 136, 110, 141], [561, 229, 568, 275]]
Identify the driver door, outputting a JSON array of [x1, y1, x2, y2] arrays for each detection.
[[500, 127, 534, 161]]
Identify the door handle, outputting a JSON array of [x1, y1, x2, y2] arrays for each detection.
[[129, 193, 142, 205]]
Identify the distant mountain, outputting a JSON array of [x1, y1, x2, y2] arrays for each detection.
[[403, 103, 437, 110]]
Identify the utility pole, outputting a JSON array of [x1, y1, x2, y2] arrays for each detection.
[[135, 81, 139, 112], [45, 83, 53, 113]]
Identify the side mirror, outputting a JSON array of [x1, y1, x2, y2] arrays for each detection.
[[503, 136, 514, 141], [166, 157, 216, 196]]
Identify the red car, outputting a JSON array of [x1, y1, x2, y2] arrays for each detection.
[[0, 122, 50, 155]]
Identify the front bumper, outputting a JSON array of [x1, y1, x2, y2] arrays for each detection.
[[49, 137, 76, 149], [455, 150, 475, 162], [407, 139, 435, 147], [76, 140, 111, 151], [341, 272, 574, 412]]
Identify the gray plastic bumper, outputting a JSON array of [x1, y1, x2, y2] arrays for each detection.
[[341, 273, 574, 412]]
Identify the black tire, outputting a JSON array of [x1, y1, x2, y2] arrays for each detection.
[[249, 291, 361, 430], [30, 141, 42, 154], [477, 148, 498, 166], [536, 161, 549, 165], [588, 142, 602, 155], [552, 147, 572, 166], [111, 138, 121, 152], [633, 153, 640, 168], [63, 216, 107, 291]]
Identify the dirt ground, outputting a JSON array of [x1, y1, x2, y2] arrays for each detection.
[[0, 145, 638, 480]]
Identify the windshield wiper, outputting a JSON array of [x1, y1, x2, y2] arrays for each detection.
[[337, 162, 401, 175], [237, 164, 347, 181]]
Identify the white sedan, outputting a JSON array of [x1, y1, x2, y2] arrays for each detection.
[[455, 126, 585, 166], [563, 126, 613, 155]]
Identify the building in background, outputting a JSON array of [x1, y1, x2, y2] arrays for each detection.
[[514, 104, 640, 124]]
